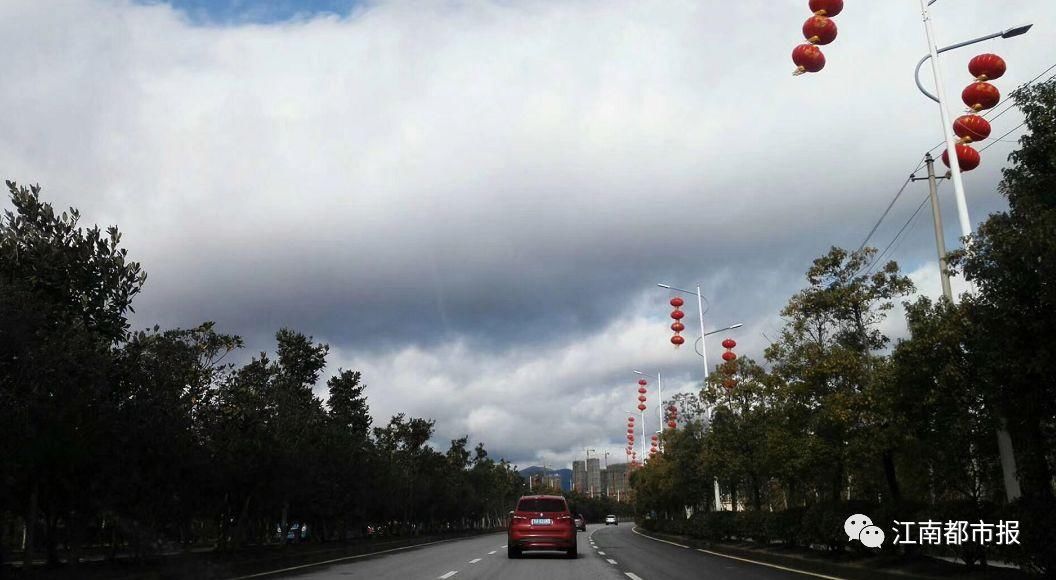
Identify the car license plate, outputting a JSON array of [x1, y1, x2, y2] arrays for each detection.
[[531, 518, 552, 525]]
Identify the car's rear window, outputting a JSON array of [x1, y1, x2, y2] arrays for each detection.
[[517, 498, 566, 512]]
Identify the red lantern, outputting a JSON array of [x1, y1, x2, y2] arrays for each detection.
[[953, 115, 992, 143], [671, 321, 685, 332], [628, 416, 635, 422], [668, 420, 677, 429], [802, 16, 837, 45], [722, 351, 737, 362], [638, 403, 647, 411], [670, 297, 684, 308], [638, 379, 647, 386], [721, 338, 736, 349], [969, 53, 1006, 81], [638, 394, 647, 402], [671, 335, 685, 346], [962, 82, 1000, 111], [792, 44, 825, 75], [941, 145, 981, 172], [809, 0, 843, 17], [670, 309, 685, 320], [638, 387, 647, 395]]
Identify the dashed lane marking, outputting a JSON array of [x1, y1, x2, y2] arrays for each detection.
[[606, 559, 618, 565], [597, 551, 606, 555], [488, 550, 496, 555], [469, 558, 481, 564], [439, 572, 458, 580], [625, 573, 644, 580]]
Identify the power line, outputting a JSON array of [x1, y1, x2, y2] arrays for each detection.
[[866, 193, 931, 275], [980, 121, 1028, 152], [857, 174, 917, 253]]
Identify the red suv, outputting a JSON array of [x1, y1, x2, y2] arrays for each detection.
[[507, 495, 577, 558]]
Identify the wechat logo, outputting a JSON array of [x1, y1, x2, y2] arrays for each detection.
[[845, 513, 885, 548]]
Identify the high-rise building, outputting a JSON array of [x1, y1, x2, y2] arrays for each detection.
[[586, 458, 601, 497], [572, 460, 586, 494], [605, 463, 631, 500]]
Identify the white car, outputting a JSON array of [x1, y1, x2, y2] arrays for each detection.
[[605, 515, 618, 526]]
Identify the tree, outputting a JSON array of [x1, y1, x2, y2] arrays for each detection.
[[949, 79, 1056, 501]]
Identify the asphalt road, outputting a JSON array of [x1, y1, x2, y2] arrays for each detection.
[[264, 523, 822, 580]]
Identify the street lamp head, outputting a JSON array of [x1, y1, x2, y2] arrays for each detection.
[[656, 283, 671, 289], [729, 323, 744, 329], [1002, 24, 1032, 39], [633, 370, 645, 375]]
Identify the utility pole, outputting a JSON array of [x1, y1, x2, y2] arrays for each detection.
[[911, 153, 954, 301]]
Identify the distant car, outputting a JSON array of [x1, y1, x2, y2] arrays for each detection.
[[284, 522, 309, 543], [605, 515, 618, 526], [574, 513, 586, 531], [508, 495, 577, 558]]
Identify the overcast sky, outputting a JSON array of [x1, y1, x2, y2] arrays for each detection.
[[2, 0, 1053, 470]]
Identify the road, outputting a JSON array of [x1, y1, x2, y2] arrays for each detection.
[[265, 523, 822, 580]]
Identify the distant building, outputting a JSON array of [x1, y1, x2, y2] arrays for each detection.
[[605, 463, 631, 501], [544, 473, 562, 490], [586, 458, 601, 497], [572, 460, 586, 494]]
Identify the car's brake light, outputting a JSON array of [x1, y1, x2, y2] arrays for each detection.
[[557, 515, 571, 520], [512, 515, 527, 521]]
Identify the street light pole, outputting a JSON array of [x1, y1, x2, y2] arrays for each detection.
[[657, 283, 743, 511], [915, 3, 1030, 502]]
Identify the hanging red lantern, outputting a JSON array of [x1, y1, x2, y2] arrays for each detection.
[[671, 335, 685, 346], [638, 403, 647, 411], [627, 427, 634, 433], [802, 16, 837, 45], [671, 321, 685, 332], [638, 379, 647, 386], [668, 420, 677, 429], [968, 53, 1006, 81], [670, 309, 685, 320], [962, 82, 1000, 111], [638, 394, 647, 403], [638, 387, 647, 395], [722, 351, 737, 362], [809, 0, 843, 17], [628, 416, 635, 422], [721, 338, 737, 349], [670, 297, 684, 308], [792, 44, 825, 75], [941, 145, 981, 172], [953, 114, 992, 143]]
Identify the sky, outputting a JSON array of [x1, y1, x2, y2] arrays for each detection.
[[2, 0, 1053, 471]]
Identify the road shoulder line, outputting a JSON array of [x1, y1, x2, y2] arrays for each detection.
[[631, 526, 846, 580]]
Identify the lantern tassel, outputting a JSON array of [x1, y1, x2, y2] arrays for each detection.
[[807, 35, 820, 44], [793, 66, 807, 76]]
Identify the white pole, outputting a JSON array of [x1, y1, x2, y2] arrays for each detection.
[[697, 285, 722, 510], [656, 369, 663, 444], [920, 0, 971, 239]]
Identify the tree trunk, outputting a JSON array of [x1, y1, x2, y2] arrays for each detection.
[[882, 449, 901, 502], [23, 481, 38, 569]]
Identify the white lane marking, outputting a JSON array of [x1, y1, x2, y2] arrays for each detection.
[[625, 574, 645, 580], [439, 572, 458, 580], [469, 558, 481, 564], [231, 535, 488, 579], [501, 544, 507, 548], [488, 550, 496, 555], [630, 525, 847, 580], [597, 551, 606, 555], [606, 558, 618, 565], [630, 526, 688, 548], [694, 549, 846, 580]]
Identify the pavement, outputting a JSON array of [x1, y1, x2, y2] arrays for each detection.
[[256, 523, 822, 580]]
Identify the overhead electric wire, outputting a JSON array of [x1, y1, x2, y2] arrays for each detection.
[[857, 62, 1056, 259], [866, 193, 932, 275], [857, 174, 917, 254], [980, 121, 1028, 152]]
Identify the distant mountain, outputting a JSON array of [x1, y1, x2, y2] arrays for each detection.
[[518, 466, 572, 492]]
